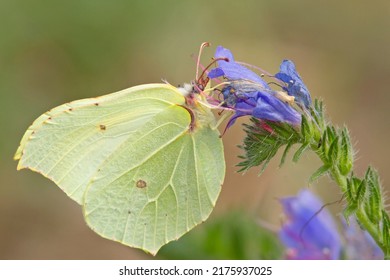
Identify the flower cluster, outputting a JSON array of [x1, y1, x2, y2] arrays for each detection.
[[208, 46, 312, 128], [206, 45, 388, 259], [279, 189, 383, 260]]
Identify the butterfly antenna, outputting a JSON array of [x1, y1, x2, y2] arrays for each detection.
[[197, 57, 229, 88], [196, 42, 210, 81]]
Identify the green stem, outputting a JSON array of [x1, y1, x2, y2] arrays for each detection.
[[355, 209, 386, 256], [239, 101, 390, 258], [317, 148, 387, 256], [329, 168, 347, 192], [308, 108, 390, 258]]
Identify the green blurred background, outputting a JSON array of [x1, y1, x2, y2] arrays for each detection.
[[1, 0, 389, 259]]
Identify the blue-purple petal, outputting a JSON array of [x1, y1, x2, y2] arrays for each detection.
[[223, 90, 301, 127], [223, 90, 257, 128], [211, 46, 270, 89], [208, 68, 225, 79], [275, 60, 312, 108], [208, 46, 306, 128], [253, 92, 301, 125]]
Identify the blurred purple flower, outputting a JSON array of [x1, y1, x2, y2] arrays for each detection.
[[279, 189, 342, 259], [279, 189, 384, 260], [208, 46, 301, 127], [275, 60, 312, 109], [343, 219, 384, 259]]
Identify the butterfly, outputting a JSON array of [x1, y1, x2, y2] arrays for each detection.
[[14, 83, 225, 255]]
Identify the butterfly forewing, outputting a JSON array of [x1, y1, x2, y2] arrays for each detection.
[[15, 84, 186, 204]]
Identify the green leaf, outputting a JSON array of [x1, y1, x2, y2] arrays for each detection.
[[364, 168, 383, 224], [15, 83, 225, 255], [280, 142, 294, 167], [309, 164, 331, 183], [339, 128, 353, 175], [238, 119, 301, 173], [354, 177, 367, 206], [313, 99, 325, 129], [382, 212, 390, 252], [292, 142, 309, 162], [301, 115, 312, 142], [326, 126, 336, 143], [343, 203, 358, 220], [319, 129, 329, 161], [344, 176, 366, 220], [311, 100, 321, 124], [328, 135, 340, 163]]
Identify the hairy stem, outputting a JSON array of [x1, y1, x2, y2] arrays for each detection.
[[239, 99, 390, 258]]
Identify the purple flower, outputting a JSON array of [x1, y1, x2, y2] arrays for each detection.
[[208, 46, 302, 127], [279, 189, 342, 259], [279, 189, 384, 260], [222, 87, 302, 128], [275, 60, 312, 109]]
